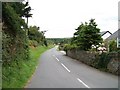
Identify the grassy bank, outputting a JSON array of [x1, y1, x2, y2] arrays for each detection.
[[2, 45, 53, 88]]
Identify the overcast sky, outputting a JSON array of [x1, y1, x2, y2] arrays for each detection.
[[28, 0, 119, 38]]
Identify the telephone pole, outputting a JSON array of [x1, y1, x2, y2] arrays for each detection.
[[27, 0, 29, 36]]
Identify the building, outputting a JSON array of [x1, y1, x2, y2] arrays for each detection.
[[106, 30, 119, 41], [99, 31, 112, 40], [105, 29, 120, 49]]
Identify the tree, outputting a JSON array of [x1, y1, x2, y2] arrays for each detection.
[[2, 2, 32, 65], [2, 2, 33, 87], [72, 19, 103, 51], [28, 26, 47, 46]]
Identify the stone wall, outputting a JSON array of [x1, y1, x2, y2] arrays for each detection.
[[66, 49, 120, 75], [107, 53, 120, 75], [66, 49, 96, 66]]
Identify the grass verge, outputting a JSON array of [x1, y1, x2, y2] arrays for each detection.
[[2, 45, 53, 88]]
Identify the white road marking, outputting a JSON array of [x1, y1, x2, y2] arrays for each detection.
[[61, 63, 70, 73], [52, 55, 59, 61], [53, 54, 89, 88], [53, 55, 70, 72], [55, 58, 59, 61], [77, 78, 90, 88]]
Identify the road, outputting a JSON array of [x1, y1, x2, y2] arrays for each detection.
[[26, 46, 118, 88]]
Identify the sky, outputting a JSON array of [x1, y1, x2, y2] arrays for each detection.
[[28, 0, 119, 38]]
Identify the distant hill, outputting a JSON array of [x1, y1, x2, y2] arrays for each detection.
[[46, 38, 71, 44]]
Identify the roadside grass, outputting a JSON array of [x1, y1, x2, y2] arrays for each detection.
[[2, 45, 53, 88]]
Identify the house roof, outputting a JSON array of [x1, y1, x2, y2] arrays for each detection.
[[106, 29, 120, 40], [99, 31, 112, 36]]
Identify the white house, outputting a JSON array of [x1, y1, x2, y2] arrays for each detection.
[[96, 31, 112, 52], [99, 31, 112, 40]]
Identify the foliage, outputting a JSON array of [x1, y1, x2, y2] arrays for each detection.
[[47, 38, 71, 45], [71, 19, 103, 51], [44, 40, 48, 47], [2, 2, 31, 65], [94, 53, 111, 69], [103, 40, 109, 51], [2, 2, 32, 88], [2, 2, 49, 88], [29, 40, 38, 47], [2, 46, 52, 88], [47, 38, 71, 50], [2, 3, 26, 35], [10, 2, 32, 18], [109, 40, 118, 52], [63, 44, 78, 51], [28, 26, 47, 46]]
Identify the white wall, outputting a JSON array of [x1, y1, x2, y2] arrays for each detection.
[[102, 33, 111, 40]]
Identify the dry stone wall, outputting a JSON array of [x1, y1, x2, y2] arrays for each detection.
[[66, 49, 120, 75]]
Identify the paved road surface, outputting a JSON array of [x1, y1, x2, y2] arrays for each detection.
[[26, 46, 118, 88]]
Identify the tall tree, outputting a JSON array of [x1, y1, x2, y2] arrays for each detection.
[[72, 19, 103, 50], [28, 26, 47, 46], [2, 2, 32, 65]]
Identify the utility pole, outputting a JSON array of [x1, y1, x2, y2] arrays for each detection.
[[26, 0, 33, 37], [27, 0, 29, 37]]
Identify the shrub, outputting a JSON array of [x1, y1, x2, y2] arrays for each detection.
[[63, 44, 78, 51], [29, 40, 38, 47], [109, 40, 118, 52], [95, 52, 111, 69]]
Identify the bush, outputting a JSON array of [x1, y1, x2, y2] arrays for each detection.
[[63, 44, 78, 51], [2, 46, 51, 88], [29, 40, 38, 47], [95, 52, 111, 69], [109, 40, 118, 52]]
